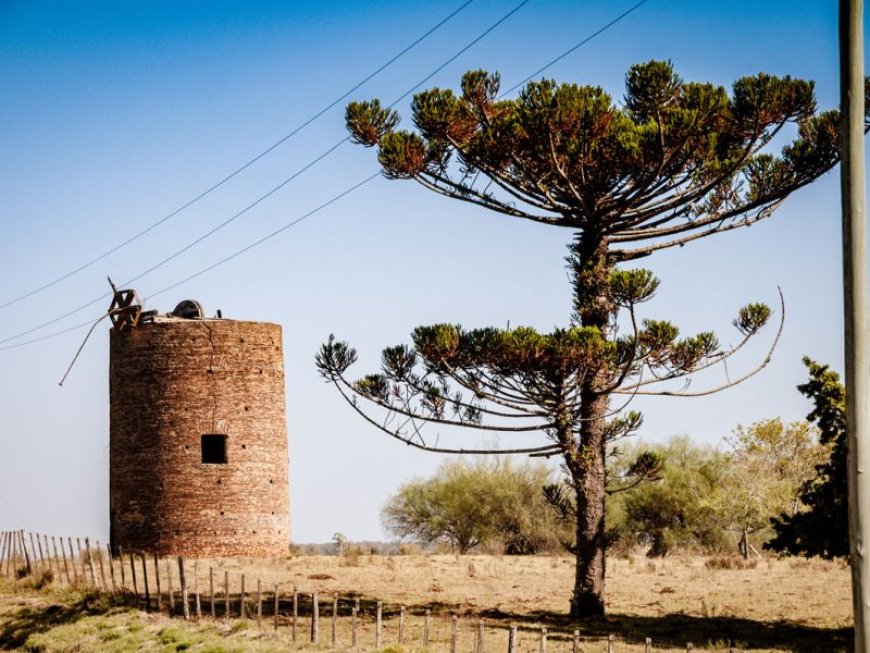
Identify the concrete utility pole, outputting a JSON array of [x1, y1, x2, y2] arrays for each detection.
[[840, 0, 870, 650]]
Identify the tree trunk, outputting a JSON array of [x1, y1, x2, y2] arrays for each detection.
[[567, 234, 613, 618], [569, 394, 608, 618]]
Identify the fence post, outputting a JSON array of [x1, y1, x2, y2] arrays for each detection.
[[116, 545, 124, 589], [84, 539, 97, 588], [540, 627, 547, 653], [257, 579, 263, 629], [153, 554, 161, 611], [67, 538, 79, 585], [451, 614, 458, 653], [645, 637, 652, 653], [332, 592, 338, 647], [273, 584, 279, 632], [56, 537, 71, 585], [352, 606, 358, 648], [44, 535, 56, 579], [129, 550, 138, 600], [424, 608, 431, 646], [30, 532, 41, 574], [477, 618, 485, 653], [36, 535, 48, 577], [22, 531, 32, 575], [166, 558, 175, 616], [178, 557, 190, 620], [224, 570, 230, 621], [140, 553, 150, 611], [240, 574, 246, 619], [195, 560, 202, 619], [508, 626, 518, 653], [292, 586, 298, 641], [99, 542, 113, 593], [210, 568, 216, 619], [375, 601, 382, 649], [573, 630, 580, 653], [311, 591, 319, 644], [398, 604, 405, 644]]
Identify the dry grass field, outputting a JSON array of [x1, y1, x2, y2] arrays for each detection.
[[0, 552, 853, 652]]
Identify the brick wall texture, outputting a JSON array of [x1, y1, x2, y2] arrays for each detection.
[[109, 318, 290, 557]]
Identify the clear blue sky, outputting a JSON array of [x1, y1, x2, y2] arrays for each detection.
[[0, 0, 862, 543]]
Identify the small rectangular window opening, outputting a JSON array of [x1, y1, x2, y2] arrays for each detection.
[[202, 434, 227, 464]]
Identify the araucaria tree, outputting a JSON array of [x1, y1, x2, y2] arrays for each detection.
[[317, 61, 858, 617]]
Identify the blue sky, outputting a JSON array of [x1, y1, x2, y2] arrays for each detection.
[[0, 0, 861, 543]]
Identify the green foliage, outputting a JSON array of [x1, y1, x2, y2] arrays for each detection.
[[767, 358, 849, 558], [607, 437, 729, 556], [382, 458, 567, 554]]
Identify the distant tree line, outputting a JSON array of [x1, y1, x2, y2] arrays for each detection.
[[382, 358, 847, 559]]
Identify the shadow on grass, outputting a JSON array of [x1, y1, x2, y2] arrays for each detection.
[[0, 591, 137, 650], [478, 605, 851, 653]]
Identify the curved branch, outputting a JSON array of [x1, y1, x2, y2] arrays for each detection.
[[330, 377, 562, 455], [611, 288, 785, 397]]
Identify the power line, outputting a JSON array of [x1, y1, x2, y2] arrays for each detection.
[[501, 0, 649, 96], [2, 0, 650, 353], [0, 174, 381, 352], [0, 0, 476, 313], [0, 0, 533, 347]]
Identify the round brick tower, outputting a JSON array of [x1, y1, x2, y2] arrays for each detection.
[[109, 310, 290, 557]]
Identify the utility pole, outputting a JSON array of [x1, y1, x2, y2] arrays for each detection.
[[840, 0, 869, 651]]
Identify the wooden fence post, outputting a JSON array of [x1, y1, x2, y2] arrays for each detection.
[[30, 532, 41, 574], [84, 539, 97, 588], [573, 630, 580, 653], [106, 543, 116, 593], [352, 606, 358, 648], [311, 591, 319, 644], [55, 537, 70, 586], [152, 554, 161, 611], [44, 535, 56, 579], [375, 601, 382, 649], [333, 592, 339, 647], [67, 538, 79, 585], [36, 535, 49, 578], [209, 568, 215, 619], [256, 579, 263, 629], [477, 618, 485, 653], [116, 545, 124, 589], [398, 604, 405, 644], [140, 553, 150, 611], [645, 637, 652, 653], [451, 614, 458, 653], [540, 627, 547, 653], [129, 551, 138, 600], [240, 574, 246, 620], [608, 634, 615, 653], [194, 560, 202, 619], [22, 531, 33, 575], [508, 625, 518, 653], [95, 542, 108, 592], [292, 586, 298, 641], [224, 570, 229, 621], [178, 556, 190, 620], [166, 558, 175, 616], [273, 584, 279, 632]]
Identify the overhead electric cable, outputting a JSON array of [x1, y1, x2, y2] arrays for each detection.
[[0, 0, 476, 312], [1, 0, 650, 353], [501, 0, 649, 96], [0, 173, 380, 352], [0, 0, 532, 347]]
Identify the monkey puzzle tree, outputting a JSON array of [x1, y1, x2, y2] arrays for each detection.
[[317, 61, 859, 617]]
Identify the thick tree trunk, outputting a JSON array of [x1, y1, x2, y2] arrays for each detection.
[[567, 234, 613, 618], [569, 393, 608, 618]]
